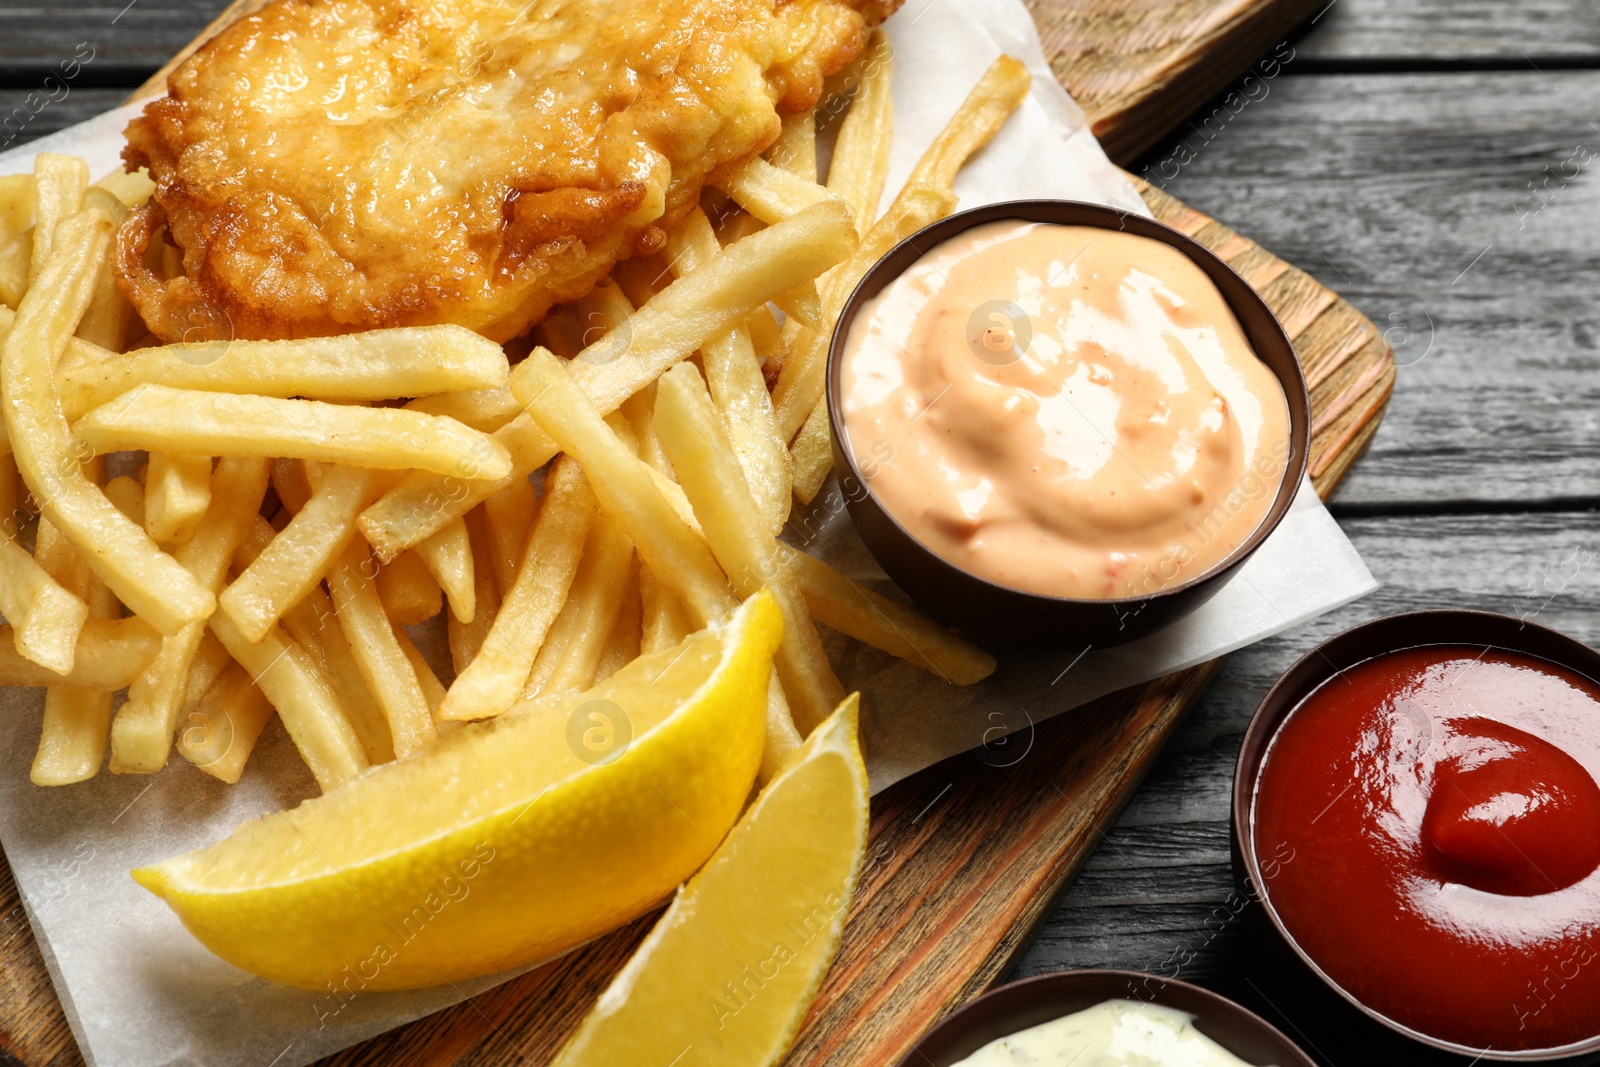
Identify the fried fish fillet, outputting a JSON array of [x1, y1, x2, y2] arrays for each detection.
[[117, 0, 894, 343]]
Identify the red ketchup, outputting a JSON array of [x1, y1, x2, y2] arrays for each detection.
[[1254, 646, 1600, 1051]]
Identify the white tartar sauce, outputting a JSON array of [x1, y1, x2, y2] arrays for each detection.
[[950, 999, 1266, 1067]]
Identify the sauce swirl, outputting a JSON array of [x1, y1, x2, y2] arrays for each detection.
[[1254, 646, 1600, 1050], [839, 221, 1290, 600]]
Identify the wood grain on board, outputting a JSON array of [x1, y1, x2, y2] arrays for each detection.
[[0, 0, 1399, 1064], [1023, 0, 1324, 162]]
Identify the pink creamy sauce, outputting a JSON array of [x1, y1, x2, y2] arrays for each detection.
[[840, 221, 1291, 600]]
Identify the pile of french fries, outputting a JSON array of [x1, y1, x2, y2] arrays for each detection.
[[0, 43, 1026, 792]]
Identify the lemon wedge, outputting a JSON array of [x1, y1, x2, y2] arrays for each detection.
[[132, 590, 782, 991], [551, 692, 869, 1067]]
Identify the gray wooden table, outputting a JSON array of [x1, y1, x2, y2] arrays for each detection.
[[4, 2, 1599, 1064]]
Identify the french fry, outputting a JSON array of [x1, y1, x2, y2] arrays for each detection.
[[0, 305, 111, 379], [664, 209, 792, 534], [75, 188, 134, 351], [0, 538, 87, 674], [779, 544, 996, 685], [768, 108, 818, 181], [0, 617, 160, 689], [176, 629, 237, 719], [592, 565, 642, 684], [826, 29, 894, 236], [448, 508, 502, 676], [573, 279, 635, 351], [773, 58, 1031, 439], [32, 685, 113, 785], [524, 508, 635, 699], [556, 198, 855, 411], [33, 516, 84, 592], [621, 384, 673, 480], [279, 583, 395, 766], [229, 513, 391, 766], [0, 174, 34, 310], [220, 467, 372, 642], [28, 154, 88, 283], [102, 473, 144, 527], [415, 517, 475, 624], [639, 568, 693, 654], [376, 549, 443, 626], [393, 623, 447, 715], [93, 166, 155, 208], [517, 348, 737, 626], [609, 254, 670, 309], [56, 325, 509, 419], [209, 609, 369, 792], [774, 281, 824, 332], [328, 539, 439, 757], [789, 399, 835, 504], [111, 457, 271, 774], [654, 362, 842, 734], [177, 662, 276, 785], [481, 474, 540, 596], [770, 186, 961, 441], [271, 457, 312, 515], [360, 198, 856, 558], [75, 386, 513, 480], [438, 457, 595, 721], [32, 491, 119, 785], [231, 514, 274, 569], [628, 430, 995, 686], [717, 155, 831, 329], [0, 455, 14, 534], [406, 386, 519, 432], [144, 452, 213, 546], [905, 55, 1032, 193], [0, 235, 29, 312], [744, 305, 784, 371], [721, 156, 840, 225], [763, 674, 804, 779], [2, 208, 214, 634]]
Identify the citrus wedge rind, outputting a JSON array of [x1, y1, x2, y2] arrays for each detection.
[[132, 589, 783, 990], [551, 691, 869, 1067]]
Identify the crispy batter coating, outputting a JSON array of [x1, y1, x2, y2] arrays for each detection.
[[118, 0, 891, 342]]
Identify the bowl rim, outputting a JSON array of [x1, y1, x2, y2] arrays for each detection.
[[1232, 608, 1600, 1061], [892, 967, 1318, 1067], [823, 197, 1311, 611]]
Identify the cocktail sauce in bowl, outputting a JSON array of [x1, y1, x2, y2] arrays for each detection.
[[826, 200, 1309, 649], [1236, 610, 1600, 1061]]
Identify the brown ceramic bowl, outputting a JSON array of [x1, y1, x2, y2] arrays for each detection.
[[1232, 610, 1600, 1064], [825, 200, 1310, 651], [893, 969, 1316, 1066]]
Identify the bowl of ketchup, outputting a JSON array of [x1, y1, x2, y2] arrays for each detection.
[[1234, 610, 1600, 1062]]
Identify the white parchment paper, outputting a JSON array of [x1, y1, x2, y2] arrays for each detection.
[[0, 0, 1376, 1063]]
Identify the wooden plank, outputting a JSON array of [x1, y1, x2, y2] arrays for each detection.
[[1144, 69, 1600, 510], [1295, 0, 1600, 64], [1014, 507, 1600, 1066], [1024, 0, 1323, 163], [0, 1, 219, 80]]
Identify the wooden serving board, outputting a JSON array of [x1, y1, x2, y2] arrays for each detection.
[[0, 0, 1391, 1064]]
